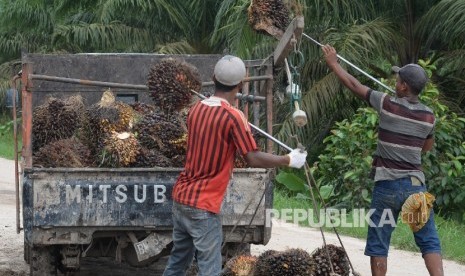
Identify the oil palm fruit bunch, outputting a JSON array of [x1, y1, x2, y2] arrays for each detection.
[[147, 58, 201, 113], [84, 89, 135, 154], [311, 244, 350, 276], [94, 90, 134, 133], [100, 132, 140, 167], [32, 96, 84, 151], [135, 147, 173, 168], [33, 137, 92, 168], [222, 255, 257, 276], [133, 111, 186, 158], [247, 0, 290, 39], [234, 153, 248, 168], [254, 250, 278, 276], [254, 248, 314, 276], [130, 102, 156, 115]]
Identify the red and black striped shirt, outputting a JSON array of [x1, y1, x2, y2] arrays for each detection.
[[172, 96, 258, 213]]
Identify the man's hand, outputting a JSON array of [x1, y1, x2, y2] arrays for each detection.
[[321, 44, 370, 100], [322, 44, 338, 68], [287, 148, 307, 168]]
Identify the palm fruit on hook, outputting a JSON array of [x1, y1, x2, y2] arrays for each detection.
[[99, 131, 141, 167], [247, 0, 291, 39], [147, 58, 201, 113], [33, 137, 92, 168], [311, 244, 350, 276], [32, 95, 85, 151], [222, 255, 257, 276]]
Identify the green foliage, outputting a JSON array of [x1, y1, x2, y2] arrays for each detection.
[[0, 119, 16, 135], [313, 63, 465, 218], [421, 96, 465, 221], [0, 115, 21, 160], [313, 107, 378, 208]]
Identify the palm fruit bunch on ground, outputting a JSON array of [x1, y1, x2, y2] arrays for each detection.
[[99, 131, 141, 167], [254, 248, 314, 276], [147, 58, 202, 113], [222, 255, 257, 276], [253, 250, 278, 276], [32, 95, 85, 151], [33, 137, 92, 168], [311, 244, 350, 276], [247, 0, 291, 39]]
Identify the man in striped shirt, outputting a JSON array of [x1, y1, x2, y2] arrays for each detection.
[[163, 55, 307, 276], [322, 45, 443, 276]]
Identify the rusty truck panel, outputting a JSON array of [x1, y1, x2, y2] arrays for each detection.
[[23, 168, 272, 246]]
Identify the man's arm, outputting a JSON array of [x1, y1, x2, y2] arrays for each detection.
[[244, 151, 290, 168], [322, 45, 370, 100], [422, 137, 434, 152]]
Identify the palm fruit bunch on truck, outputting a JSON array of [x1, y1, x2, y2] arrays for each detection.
[[33, 58, 202, 168], [32, 95, 85, 151], [34, 137, 92, 168]]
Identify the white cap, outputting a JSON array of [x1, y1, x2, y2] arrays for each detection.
[[214, 55, 246, 86]]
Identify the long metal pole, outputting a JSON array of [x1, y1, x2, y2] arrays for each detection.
[[302, 33, 396, 94], [190, 89, 292, 152], [30, 74, 266, 102]]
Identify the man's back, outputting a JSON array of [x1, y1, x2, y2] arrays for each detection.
[[172, 96, 257, 213], [366, 90, 435, 183]]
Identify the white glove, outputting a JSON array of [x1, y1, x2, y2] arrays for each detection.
[[287, 148, 307, 168]]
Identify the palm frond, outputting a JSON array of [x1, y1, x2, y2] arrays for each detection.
[[52, 22, 151, 52], [417, 0, 465, 50], [0, 0, 54, 31], [324, 18, 399, 71], [155, 41, 197, 55]]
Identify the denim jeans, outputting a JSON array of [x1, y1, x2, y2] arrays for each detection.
[[163, 202, 222, 276], [364, 177, 441, 257]]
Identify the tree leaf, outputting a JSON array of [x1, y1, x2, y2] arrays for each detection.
[[275, 172, 306, 192]]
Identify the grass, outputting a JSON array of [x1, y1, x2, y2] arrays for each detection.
[[273, 188, 465, 264], [0, 114, 21, 160]]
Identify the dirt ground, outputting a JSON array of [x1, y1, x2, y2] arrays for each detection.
[[1, 157, 464, 275]]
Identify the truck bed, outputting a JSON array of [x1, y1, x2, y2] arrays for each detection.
[[23, 167, 273, 246]]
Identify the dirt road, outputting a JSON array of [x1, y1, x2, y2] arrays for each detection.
[[1, 157, 464, 275]]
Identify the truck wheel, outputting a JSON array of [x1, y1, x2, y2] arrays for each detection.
[[30, 246, 57, 275]]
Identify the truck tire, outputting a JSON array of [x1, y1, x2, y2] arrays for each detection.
[[30, 246, 57, 275]]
